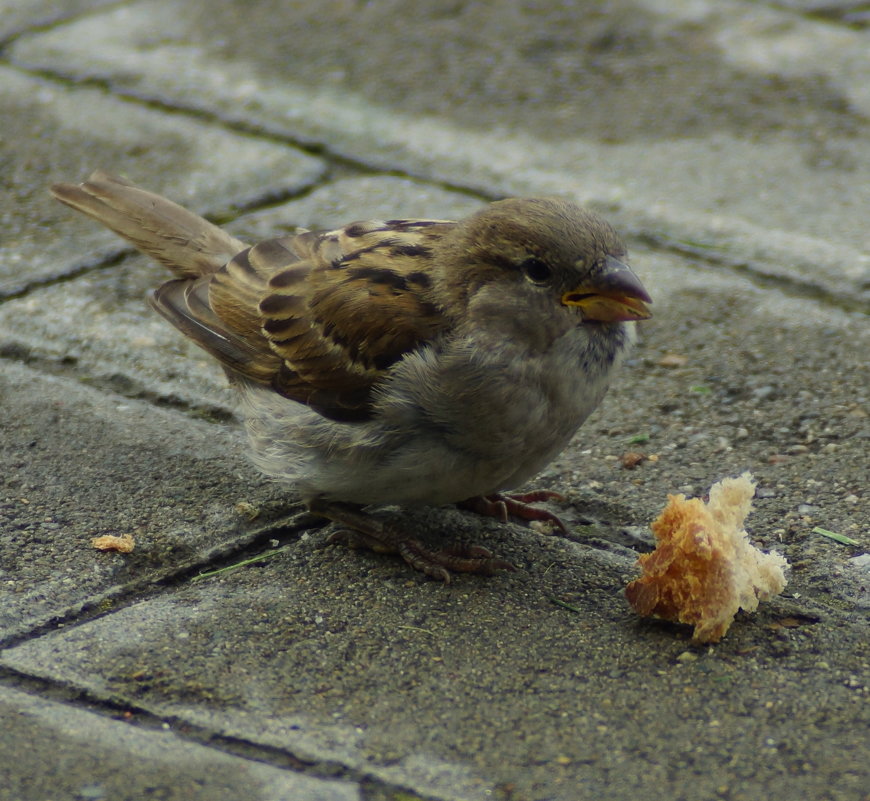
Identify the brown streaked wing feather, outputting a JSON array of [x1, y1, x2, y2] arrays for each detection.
[[261, 220, 454, 403], [150, 278, 282, 383], [151, 236, 306, 387], [157, 220, 455, 421], [208, 237, 303, 343]]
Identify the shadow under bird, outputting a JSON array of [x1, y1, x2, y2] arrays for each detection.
[[52, 172, 651, 581]]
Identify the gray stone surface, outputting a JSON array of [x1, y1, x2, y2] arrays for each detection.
[[0, 67, 325, 298], [0, 255, 239, 412], [0, 360, 299, 643], [0, 685, 360, 801], [0, 0, 868, 799], [0, 0, 118, 41], [2, 524, 867, 801]]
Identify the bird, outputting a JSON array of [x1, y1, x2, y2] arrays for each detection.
[[51, 171, 651, 581]]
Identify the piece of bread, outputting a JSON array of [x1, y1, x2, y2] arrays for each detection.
[[625, 473, 788, 643]]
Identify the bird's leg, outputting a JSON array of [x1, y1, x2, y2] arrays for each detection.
[[309, 500, 515, 583], [458, 490, 569, 534]]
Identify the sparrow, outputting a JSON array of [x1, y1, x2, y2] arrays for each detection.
[[51, 171, 652, 581]]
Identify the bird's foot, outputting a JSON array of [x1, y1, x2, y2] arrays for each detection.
[[311, 500, 514, 583], [459, 491, 569, 534]]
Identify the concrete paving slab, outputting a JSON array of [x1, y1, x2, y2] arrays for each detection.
[[0, 0, 118, 42], [0, 66, 325, 298], [0, 253, 239, 413], [0, 685, 360, 801], [8, 0, 869, 304], [2, 518, 866, 801], [230, 176, 486, 242], [0, 360, 301, 643]]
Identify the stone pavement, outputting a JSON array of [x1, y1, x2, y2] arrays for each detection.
[[0, 1, 868, 799]]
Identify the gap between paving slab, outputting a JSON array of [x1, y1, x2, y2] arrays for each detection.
[[0, 65, 326, 298], [0, 684, 361, 801], [0, 360, 310, 645]]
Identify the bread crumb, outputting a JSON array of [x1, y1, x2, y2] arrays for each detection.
[[625, 473, 788, 643], [658, 353, 689, 367], [529, 518, 558, 535], [234, 501, 260, 520], [91, 534, 135, 553], [621, 451, 646, 470]]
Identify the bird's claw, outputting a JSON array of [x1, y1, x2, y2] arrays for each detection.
[[316, 501, 514, 582], [459, 491, 569, 534]]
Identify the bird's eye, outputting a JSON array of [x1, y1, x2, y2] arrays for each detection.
[[520, 257, 552, 285]]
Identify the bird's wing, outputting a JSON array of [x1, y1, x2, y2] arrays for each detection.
[[153, 218, 454, 420]]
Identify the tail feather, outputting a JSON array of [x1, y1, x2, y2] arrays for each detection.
[[50, 170, 247, 278]]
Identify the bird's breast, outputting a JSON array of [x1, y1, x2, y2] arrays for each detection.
[[385, 323, 629, 465]]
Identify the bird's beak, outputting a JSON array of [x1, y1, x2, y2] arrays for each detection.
[[561, 256, 652, 322]]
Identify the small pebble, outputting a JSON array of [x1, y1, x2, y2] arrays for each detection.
[[847, 554, 870, 570], [753, 385, 777, 401]]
